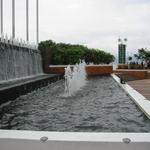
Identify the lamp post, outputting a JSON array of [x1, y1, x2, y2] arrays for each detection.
[[26, 0, 29, 41], [118, 38, 127, 45], [12, 0, 15, 38], [0, 0, 3, 35], [36, 0, 39, 44]]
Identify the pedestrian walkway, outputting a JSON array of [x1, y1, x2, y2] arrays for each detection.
[[128, 79, 150, 100]]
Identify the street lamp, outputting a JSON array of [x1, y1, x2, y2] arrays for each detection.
[[124, 38, 127, 42], [118, 37, 122, 43], [118, 37, 127, 44]]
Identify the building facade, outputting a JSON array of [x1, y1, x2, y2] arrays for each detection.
[[118, 44, 126, 64]]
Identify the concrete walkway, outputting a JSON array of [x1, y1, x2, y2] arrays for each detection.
[[128, 79, 150, 100]]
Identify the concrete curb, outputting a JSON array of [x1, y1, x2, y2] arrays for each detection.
[[111, 74, 150, 119]]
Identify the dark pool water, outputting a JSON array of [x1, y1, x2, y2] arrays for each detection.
[[0, 76, 150, 132]]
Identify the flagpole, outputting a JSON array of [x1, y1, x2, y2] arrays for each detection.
[[12, 0, 15, 38], [0, 0, 3, 35], [36, 0, 39, 44], [26, 0, 29, 41]]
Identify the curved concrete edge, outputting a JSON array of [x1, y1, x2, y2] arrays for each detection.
[[0, 130, 150, 142], [111, 74, 150, 119]]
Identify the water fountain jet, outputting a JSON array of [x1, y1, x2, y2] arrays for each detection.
[[64, 61, 87, 96]]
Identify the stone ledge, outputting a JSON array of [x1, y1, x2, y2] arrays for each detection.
[[0, 74, 63, 105]]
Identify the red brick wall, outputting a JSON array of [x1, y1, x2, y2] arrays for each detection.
[[86, 66, 113, 75], [48, 66, 65, 74], [113, 69, 148, 79], [48, 65, 113, 75]]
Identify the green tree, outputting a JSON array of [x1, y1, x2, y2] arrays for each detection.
[[128, 56, 132, 62], [39, 40, 115, 65], [133, 48, 150, 69]]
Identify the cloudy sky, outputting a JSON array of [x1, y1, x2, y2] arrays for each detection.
[[2, 0, 150, 56]]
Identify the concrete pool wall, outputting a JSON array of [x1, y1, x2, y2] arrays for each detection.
[[0, 130, 150, 150], [111, 74, 150, 119], [0, 74, 63, 105]]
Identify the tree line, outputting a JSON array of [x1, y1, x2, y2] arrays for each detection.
[[39, 40, 115, 65], [128, 48, 150, 69]]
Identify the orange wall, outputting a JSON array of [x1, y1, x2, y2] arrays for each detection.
[[113, 69, 148, 79], [86, 66, 113, 75], [48, 67, 65, 74], [48, 65, 113, 75], [46, 66, 148, 79]]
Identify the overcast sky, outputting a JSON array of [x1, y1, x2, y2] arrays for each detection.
[[2, 0, 150, 56]]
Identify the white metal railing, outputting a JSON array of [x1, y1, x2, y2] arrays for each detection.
[[0, 33, 38, 50]]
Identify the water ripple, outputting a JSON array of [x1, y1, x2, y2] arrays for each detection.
[[0, 76, 150, 132]]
